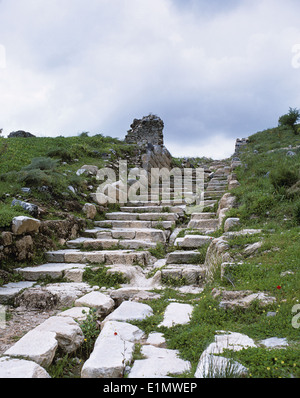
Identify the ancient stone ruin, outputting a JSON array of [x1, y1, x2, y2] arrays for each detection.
[[125, 114, 164, 147]]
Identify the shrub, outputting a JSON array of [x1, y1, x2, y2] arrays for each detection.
[[0, 203, 27, 229], [18, 169, 53, 187], [294, 201, 300, 225], [22, 157, 58, 171], [270, 167, 299, 191], [47, 148, 73, 162], [278, 107, 300, 134]]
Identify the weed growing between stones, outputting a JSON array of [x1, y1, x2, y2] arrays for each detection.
[[82, 265, 129, 289], [79, 308, 100, 359]]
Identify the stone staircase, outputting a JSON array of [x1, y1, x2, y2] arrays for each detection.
[[0, 162, 234, 378]]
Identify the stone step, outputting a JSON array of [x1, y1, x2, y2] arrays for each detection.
[[128, 345, 191, 378], [166, 250, 205, 265], [204, 190, 226, 198], [120, 205, 186, 214], [175, 235, 214, 249], [95, 220, 175, 230], [203, 200, 218, 205], [127, 199, 187, 206], [81, 320, 146, 378], [190, 213, 216, 220], [66, 237, 157, 250], [0, 281, 36, 304], [105, 212, 178, 222], [161, 264, 206, 285], [45, 249, 150, 266], [15, 263, 87, 281], [187, 218, 219, 230], [83, 228, 168, 243]]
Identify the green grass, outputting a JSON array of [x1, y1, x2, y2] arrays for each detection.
[[0, 133, 138, 224]]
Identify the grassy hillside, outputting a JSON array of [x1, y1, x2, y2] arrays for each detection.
[[0, 133, 137, 227]]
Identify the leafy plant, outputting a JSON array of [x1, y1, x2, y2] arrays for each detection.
[[79, 308, 100, 359], [278, 107, 300, 134]]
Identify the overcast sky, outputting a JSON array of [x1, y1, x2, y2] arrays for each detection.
[[1, 0, 300, 159]]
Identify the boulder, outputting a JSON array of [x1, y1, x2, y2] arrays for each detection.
[[12, 216, 40, 235], [82, 203, 97, 219]]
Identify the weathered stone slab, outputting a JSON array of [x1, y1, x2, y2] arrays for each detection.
[[0, 282, 35, 304], [166, 250, 203, 264], [104, 301, 153, 323], [34, 316, 84, 353], [194, 331, 255, 378], [187, 219, 219, 230], [81, 321, 143, 378], [4, 330, 58, 368], [44, 282, 96, 307], [15, 263, 86, 281], [146, 332, 166, 347], [0, 357, 51, 378], [158, 303, 193, 328], [128, 345, 191, 378], [75, 291, 115, 318], [195, 353, 248, 378], [57, 307, 91, 322], [260, 337, 288, 348], [175, 235, 213, 249]]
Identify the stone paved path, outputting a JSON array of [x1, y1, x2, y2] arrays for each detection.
[[1, 161, 248, 378]]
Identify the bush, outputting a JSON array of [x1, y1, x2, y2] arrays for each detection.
[[278, 107, 300, 134], [47, 148, 73, 162], [18, 169, 53, 187], [294, 201, 300, 225], [22, 157, 58, 171], [0, 204, 27, 229], [270, 167, 299, 191]]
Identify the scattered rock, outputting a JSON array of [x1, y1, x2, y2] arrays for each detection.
[[243, 241, 263, 256]]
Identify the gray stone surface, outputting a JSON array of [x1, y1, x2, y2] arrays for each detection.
[[0, 357, 50, 378]]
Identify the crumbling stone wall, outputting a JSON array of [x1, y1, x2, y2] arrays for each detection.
[[0, 216, 86, 266], [124, 115, 173, 172], [125, 114, 164, 147], [234, 138, 248, 156]]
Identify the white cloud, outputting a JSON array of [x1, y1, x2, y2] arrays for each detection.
[[0, 0, 300, 157]]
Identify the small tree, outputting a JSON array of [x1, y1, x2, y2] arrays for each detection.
[[278, 107, 300, 134]]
